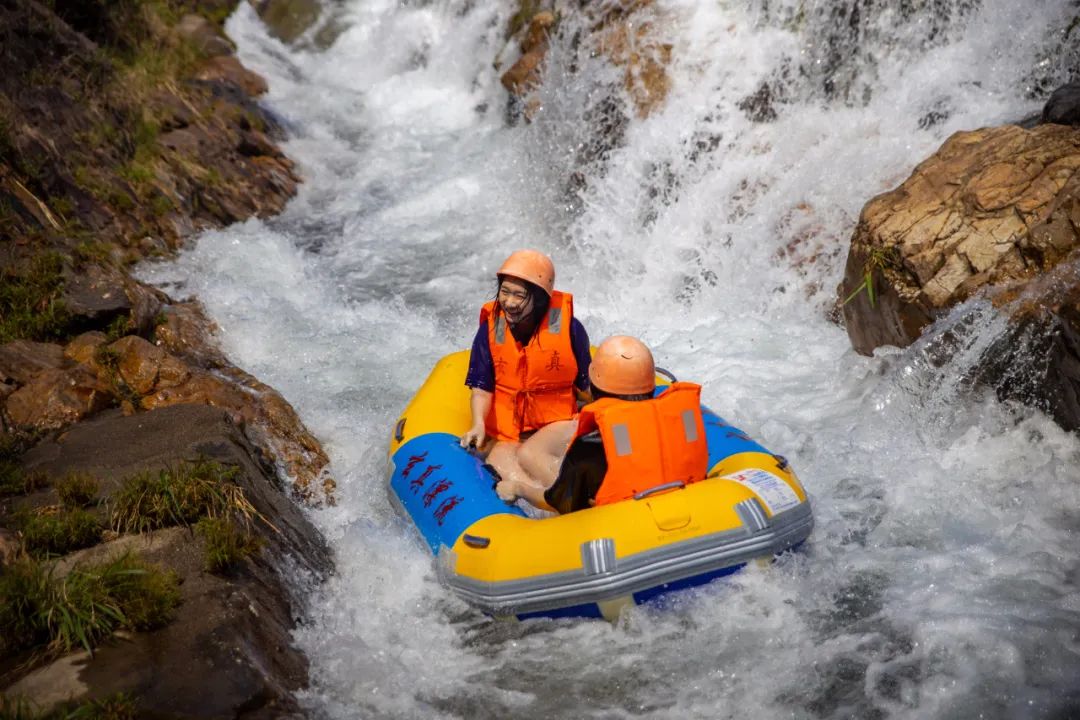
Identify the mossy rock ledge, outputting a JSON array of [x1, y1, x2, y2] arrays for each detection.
[[0, 0, 335, 716]]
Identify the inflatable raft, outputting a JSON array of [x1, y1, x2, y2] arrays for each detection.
[[388, 351, 813, 620]]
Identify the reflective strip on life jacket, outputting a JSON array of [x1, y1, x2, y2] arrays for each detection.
[[479, 290, 578, 442], [574, 382, 708, 506]]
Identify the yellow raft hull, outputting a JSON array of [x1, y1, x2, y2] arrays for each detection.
[[388, 351, 813, 620]]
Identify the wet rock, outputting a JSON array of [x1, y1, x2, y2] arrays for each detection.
[[11, 404, 331, 716], [152, 89, 198, 132], [63, 331, 108, 369], [159, 127, 204, 155], [1041, 82, 1080, 126], [124, 280, 166, 338], [141, 368, 333, 502], [195, 55, 269, 96], [153, 302, 229, 369], [840, 124, 1080, 353], [596, 10, 672, 119], [739, 82, 779, 123], [500, 11, 556, 103], [5, 367, 113, 430], [501, 45, 548, 96], [839, 122, 1080, 430], [237, 129, 282, 157], [253, 0, 322, 44], [109, 335, 168, 396], [176, 13, 235, 57], [61, 264, 130, 328], [0, 340, 65, 384]]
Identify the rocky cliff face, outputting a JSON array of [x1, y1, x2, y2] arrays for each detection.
[[0, 0, 334, 715], [839, 84, 1080, 431]]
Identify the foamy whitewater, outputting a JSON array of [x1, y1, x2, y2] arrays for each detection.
[[140, 0, 1080, 717]]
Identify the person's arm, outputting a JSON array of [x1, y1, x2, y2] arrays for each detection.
[[569, 318, 592, 392], [461, 324, 495, 448], [461, 388, 492, 449]]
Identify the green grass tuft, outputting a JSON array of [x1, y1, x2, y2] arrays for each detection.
[[195, 517, 264, 573], [65, 692, 139, 720], [15, 507, 103, 558], [0, 553, 181, 658], [109, 459, 262, 535], [56, 473, 101, 509], [74, 240, 114, 266], [0, 253, 73, 344], [0, 435, 48, 497], [0, 464, 47, 497]]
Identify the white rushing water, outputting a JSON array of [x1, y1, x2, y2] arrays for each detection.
[[141, 0, 1080, 717]]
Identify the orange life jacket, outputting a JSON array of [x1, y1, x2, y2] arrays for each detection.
[[480, 290, 578, 442], [573, 382, 708, 506]]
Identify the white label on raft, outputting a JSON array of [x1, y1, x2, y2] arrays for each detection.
[[723, 469, 800, 515]]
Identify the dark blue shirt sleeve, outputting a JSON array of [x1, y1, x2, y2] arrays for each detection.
[[570, 318, 591, 391], [465, 324, 495, 391]]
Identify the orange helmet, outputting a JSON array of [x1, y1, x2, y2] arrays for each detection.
[[589, 335, 656, 396], [497, 249, 555, 296]]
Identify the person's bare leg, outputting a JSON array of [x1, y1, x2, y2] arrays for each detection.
[[486, 441, 536, 501], [516, 419, 577, 490]]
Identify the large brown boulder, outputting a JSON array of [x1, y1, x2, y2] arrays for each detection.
[[839, 123, 1080, 427], [4, 366, 113, 430], [841, 123, 1080, 353]]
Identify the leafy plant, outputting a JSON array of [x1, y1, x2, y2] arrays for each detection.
[[842, 266, 877, 308], [842, 246, 899, 309]]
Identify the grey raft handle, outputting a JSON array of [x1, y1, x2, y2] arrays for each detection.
[[633, 480, 686, 500], [655, 367, 678, 384]]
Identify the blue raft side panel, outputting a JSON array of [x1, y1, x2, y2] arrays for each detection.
[[702, 408, 772, 469], [390, 433, 526, 554]]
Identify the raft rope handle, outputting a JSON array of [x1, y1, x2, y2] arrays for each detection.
[[633, 480, 687, 500], [655, 367, 678, 384]]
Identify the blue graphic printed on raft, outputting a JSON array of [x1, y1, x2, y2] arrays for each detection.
[[390, 433, 527, 554], [653, 386, 771, 469]]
